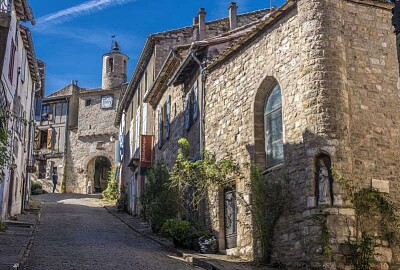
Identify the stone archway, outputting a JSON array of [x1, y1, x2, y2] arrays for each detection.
[[86, 156, 111, 193]]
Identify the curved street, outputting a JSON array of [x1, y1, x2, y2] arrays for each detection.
[[23, 194, 196, 270]]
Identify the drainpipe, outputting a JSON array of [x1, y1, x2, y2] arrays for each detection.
[[190, 50, 206, 157]]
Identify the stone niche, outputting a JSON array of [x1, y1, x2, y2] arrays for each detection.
[[315, 153, 334, 206]]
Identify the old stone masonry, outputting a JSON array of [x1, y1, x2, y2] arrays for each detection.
[[22, 0, 400, 269]]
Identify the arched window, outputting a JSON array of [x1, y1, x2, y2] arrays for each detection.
[[108, 58, 114, 72], [264, 83, 283, 166]]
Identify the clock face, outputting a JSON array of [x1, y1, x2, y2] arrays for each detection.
[[101, 95, 113, 109]]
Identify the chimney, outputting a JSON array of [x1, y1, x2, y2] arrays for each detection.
[[229, 2, 238, 30], [193, 16, 199, 40], [198, 8, 206, 40]]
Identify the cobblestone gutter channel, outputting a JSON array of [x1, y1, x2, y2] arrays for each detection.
[[103, 205, 274, 270]]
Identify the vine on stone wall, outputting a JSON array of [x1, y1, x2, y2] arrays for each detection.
[[238, 164, 292, 263], [335, 170, 400, 269], [169, 138, 239, 216], [311, 212, 331, 257]]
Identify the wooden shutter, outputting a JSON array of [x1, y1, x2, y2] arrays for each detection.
[[166, 96, 171, 140], [185, 93, 191, 131], [193, 81, 198, 121], [158, 109, 163, 149], [47, 128, 53, 149], [34, 129, 40, 150], [8, 40, 16, 83]]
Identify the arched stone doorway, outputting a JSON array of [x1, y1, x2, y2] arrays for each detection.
[[86, 156, 111, 193]]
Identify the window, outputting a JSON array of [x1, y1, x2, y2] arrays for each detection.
[[108, 58, 114, 72], [39, 130, 48, 149], [8, 39, 16, 83], [264, 83, 283, 167], [42, 104, 50, 114], [85, 99, 91, 106], [34, 98, 42, 121], [41, 104, 53, 121]]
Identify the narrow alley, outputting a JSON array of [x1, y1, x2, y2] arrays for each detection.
[[22, 194, 196, 270]]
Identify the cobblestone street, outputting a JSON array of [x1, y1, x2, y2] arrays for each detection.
[[23, 194, 196, 270]]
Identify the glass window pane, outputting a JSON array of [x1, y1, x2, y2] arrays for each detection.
[[264, 83, 283, 167], [265, 84, 282, 113]]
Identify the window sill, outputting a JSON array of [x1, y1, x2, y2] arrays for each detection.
[[262, 162, 284, 174]]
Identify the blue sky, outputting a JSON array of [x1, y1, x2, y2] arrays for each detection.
[[28, 0, 285, 95]]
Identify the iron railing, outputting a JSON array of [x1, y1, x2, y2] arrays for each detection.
[[0, 0, 11, 13]]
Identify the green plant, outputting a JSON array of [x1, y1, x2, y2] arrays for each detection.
[[0, 222, 6, 232], [239, 164, 292, 263], [102, 168, 119, 201], [139, 161, 178, 232], [170, 138, 239, 217], [30, 181, 43, 195], [335, 171, 400, 269], [312, 212, 331, 257], [161, 219, 193, 248], [346, 233, 376, 270]]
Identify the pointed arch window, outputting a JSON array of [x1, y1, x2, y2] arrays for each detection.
[[264, 83, 283, 167]]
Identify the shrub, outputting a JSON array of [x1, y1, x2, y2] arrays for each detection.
[[161, 219, 193, 248], [31, 181, 43, 195], [139, 161, 178, 232], [102, 168, 119, 201]]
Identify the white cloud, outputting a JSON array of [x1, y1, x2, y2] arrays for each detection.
[[36, 0, 137, 26]]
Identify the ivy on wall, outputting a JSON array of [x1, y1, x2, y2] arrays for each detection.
[[335, 171, 400, 269], [238, 164, 292, 263]]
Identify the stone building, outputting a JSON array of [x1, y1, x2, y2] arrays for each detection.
[[0, 0, 43, 220], [128, 0, 400, 268], [115, 4, 270, 215], [33, 43, 128, 194]]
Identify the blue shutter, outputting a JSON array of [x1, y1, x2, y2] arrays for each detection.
[[158, 109, 163, 149], [166, 96, 171, 140], [185, 93, 191, 131], [34, 97, 42, 120], [193, 81, 198, 121]]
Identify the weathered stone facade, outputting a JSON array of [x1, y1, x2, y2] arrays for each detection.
[[66, 87, 120, 193], [116, 0, 400, 268], [203, 0, 399, 268], [35, 45, 128, 195]]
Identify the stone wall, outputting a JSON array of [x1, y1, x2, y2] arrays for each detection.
[[66, 89, 120, 193], [204, 0, 399, 268], [153, 75, 201, 167]]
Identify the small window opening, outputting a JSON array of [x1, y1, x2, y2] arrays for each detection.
[[108, 58, 114, 72], [85, 99, 91, 106]]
